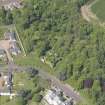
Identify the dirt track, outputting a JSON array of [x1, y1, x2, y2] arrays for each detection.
[[81, 2, 105, 27], [81, 5, 98, 23]]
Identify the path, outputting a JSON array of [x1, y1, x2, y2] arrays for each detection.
[[81, 0, 103, 23], [13, 24, 26, 56], [81, 5, 98, 23], [80, 0, 104, 26], [88, 0, 99, 8]]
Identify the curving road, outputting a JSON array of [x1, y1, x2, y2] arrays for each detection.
[[38, 69, 82, 102], [0, 24, 82, 103], [0, 63, 82, 103]]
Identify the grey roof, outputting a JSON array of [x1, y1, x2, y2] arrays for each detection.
[[5, 32, 16, 40], [10, 47, 20, 53]]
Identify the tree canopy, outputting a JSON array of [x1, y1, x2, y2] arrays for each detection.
[[0, 0, 105, 104]]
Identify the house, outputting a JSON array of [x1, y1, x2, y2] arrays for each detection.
[[4, 31, 16, 41], [44, 89, 73, 105], [9, 45, 21, 55], [4, 31, 21, 56], [9, 39, 21, 55], [0, 72, 13, 94], [1, 0, 23, 10]]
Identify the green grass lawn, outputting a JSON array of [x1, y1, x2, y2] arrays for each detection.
[[1, 98, 21, 105], [91, 0, 105, 22], [0, 72, 34, 105], [13, 71, 49, 91], [0, 26, 6, 39], [28, 101, 42, 105], [13, 72, 35, 91], [13, 70, 49, 104], [0, 96, 10, 105], [66, 78, 96, 105], [80, 90, 95, 105], [14, 51, 55, 75], [0, 96, 24, 105]]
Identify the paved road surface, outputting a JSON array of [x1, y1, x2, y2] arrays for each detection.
[[38, 69, 81, 102]]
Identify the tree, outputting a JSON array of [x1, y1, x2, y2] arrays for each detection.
[[0, 7, 6, 24], [92, 80, 101, 92], [18, 89, 32, 100], [91, 80, 101, 101], [33, 94, 43, 102], [5, 10, 13, 25], [77, 78, 84, 90], [33, 85, 42, 94], [58, 70, 68, 81], [15, 97, 26, 105], [96, 94, 105, 105], [77, 0, 89, 7], [11, 0, 105, 103]]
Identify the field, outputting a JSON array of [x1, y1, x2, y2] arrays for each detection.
[[91, 0, 105, 22]]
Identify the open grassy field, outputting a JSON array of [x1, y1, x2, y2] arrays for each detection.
[[91, 0, 105, 22], [14, 51, 55, 75]]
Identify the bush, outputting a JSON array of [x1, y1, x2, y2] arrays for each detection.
[[27, 67, 39, 78], [33, 94, 43, 102]]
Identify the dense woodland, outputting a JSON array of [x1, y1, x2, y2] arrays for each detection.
[[0, 0, 105, 105]]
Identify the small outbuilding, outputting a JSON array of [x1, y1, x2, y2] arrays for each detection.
[[83, 79, 94, 89], [4, 31, 16, 41]]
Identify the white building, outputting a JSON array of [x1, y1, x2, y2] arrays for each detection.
[[44, 89, 73, 105], [9, 42, 21, 55], [1, 0, 23, 10]]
